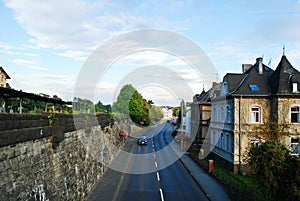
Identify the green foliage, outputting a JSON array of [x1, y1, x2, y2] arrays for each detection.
[[172, 107, 180, 117], [149, 106, 164, 122], [95, 100, 111, 113], [112, 84, 137, 115], [129, 90, 151, 126], [47, 110, 55, 126], [248, 141, 300, 200], [73, 97, 94, 113], [112, 84, 153, 126]]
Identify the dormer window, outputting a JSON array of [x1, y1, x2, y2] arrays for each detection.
[[292, 83, 298, 93]]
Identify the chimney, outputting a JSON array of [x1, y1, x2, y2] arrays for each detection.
[[256, 57, 263, 74], [242, 64, 252, 73]]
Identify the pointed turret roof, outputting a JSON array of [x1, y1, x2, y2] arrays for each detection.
[[269, 55, 300, 95]]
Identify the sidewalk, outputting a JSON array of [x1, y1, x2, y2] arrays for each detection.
[[165, 125, 231, 201]]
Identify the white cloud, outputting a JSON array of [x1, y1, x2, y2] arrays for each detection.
[[28, 66, 47, 71], [10, 73, 75, 100], [10, 59, 48, 71], [57, 50, 90, 61], [24, 52, 38, 57], [4, 0, 191, 61]]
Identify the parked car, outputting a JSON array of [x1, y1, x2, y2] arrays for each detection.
[[119, 130, 128, 137], [137, 136, 148, 145]]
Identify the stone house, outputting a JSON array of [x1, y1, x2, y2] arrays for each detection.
[[0, 67, 10, 88], [210, 53, 300, 173]]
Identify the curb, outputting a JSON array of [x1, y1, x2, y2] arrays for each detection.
[[178, 155, 212, 201]]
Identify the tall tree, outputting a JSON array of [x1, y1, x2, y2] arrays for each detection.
[[113, 84, 152, 126]]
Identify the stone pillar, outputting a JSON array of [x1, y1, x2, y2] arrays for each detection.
[[19, 98, 22, 114]]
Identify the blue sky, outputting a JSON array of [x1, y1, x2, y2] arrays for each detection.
[[1, 0, 300, 106]]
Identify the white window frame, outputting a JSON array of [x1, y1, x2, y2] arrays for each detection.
[[292, 83, 298, 93], [290, 137, 299, 156], [250, 106, 261, 124], [291, 106, 300, 123]]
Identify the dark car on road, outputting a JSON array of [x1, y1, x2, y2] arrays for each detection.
[[137, 136, 148, 145]]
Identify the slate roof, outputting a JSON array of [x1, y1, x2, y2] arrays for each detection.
[[222, 55, 300, 97], [0, 67, 10, 79], [193, 83, 222, 103], [269, 55, 300, 95], [224, 59, 274, 96]]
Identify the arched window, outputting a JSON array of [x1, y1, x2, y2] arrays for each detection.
[[250, 106, 261, 123]]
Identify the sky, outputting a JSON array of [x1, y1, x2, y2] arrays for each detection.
[[1, 0, 300, 106]]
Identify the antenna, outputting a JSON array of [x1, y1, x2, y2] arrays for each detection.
[[283, 44, 286, 56], [268, 58, 272, 67]]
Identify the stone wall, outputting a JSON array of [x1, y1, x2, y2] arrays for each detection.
[[0, 113, 126, 201]]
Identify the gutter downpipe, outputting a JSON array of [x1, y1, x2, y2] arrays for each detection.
[[238, 95, 242, 173]]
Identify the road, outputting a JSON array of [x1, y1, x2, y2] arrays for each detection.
[[87, 123, 209, 201]]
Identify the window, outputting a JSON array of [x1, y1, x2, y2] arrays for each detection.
[[250, 137, 261, 147], [250, 107, 261, 123], [249, 85, 260, 91], [221, 107, 225, 122], [290, 137, 299, 156], [225, 134, 230, 152], [221, 133, 225, 149], [293, 83, 298, 92], [213, 107, 217, 121], [226, 106, 231, 123], [291, 107, 300, 123]]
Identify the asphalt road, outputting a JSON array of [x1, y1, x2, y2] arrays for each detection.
[[87, 123, 209, 201]]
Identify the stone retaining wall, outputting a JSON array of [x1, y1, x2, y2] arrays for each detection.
[[0, 113, 125, 201]]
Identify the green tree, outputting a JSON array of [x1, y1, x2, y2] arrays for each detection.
[[149, 106, 164, 122], [248, 142, 300, 200], [112, 84, 136, 116], [113, 84, 152, 126]]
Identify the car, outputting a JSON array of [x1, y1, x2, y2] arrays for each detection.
[[137, 136, 148, 145]]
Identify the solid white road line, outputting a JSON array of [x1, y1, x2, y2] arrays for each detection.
[[156, 172, 160, 181], [159, 188, 165, 201]]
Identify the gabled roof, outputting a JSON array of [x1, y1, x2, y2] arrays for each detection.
[[0, 67, 11, 79], [269, 55, 300, 95], [224, 59, 274, 96], [193, 82, 222, 104]]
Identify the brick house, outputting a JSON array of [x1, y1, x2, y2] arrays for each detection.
[[210, 53, 300, 173]]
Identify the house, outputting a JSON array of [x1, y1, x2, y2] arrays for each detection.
[[0, 67, 10, 88], [161, 106, 173, 120], [210, 53, 300, 173], [0, 67, 11, 112], [183, 102, 192, 138], [191, 82, 222, 145]]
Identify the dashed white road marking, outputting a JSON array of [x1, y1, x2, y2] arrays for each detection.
[[153, 153, 156, 159], [159, 188, 165, 201], [156, 172, 160, 181], [155, 162, 158, 168]]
